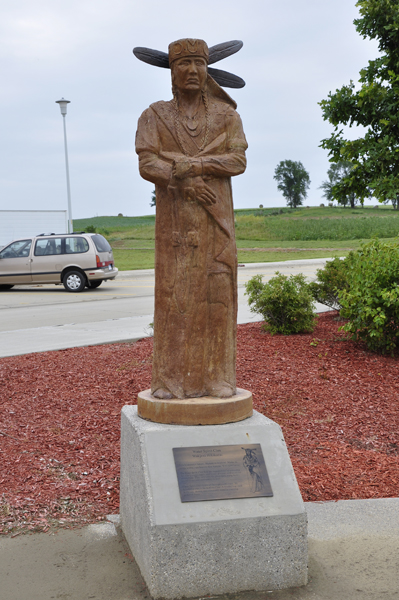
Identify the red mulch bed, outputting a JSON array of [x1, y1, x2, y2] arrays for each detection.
[[1, 311, 399, 535]]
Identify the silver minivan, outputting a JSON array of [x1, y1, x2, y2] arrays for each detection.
[[0, 233, 118, 292]]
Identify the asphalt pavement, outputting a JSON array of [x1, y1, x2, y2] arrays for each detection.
[[1, 260, 398, 599], [0, 260, 330, 358]]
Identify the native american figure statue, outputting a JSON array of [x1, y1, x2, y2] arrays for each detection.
[[134, 38, 247, 400]]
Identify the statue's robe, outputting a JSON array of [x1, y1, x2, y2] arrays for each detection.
[[136, 96, 247, 398]]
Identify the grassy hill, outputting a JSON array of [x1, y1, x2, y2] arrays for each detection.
[[74, 205, 399, 270]]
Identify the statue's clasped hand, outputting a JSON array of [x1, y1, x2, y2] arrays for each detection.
[[172, 158, 216, 206], [192, 178, 216, 206], [173, 157, 202, 179]]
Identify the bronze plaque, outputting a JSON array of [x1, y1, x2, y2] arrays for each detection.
[[173, 444, 273, 502]]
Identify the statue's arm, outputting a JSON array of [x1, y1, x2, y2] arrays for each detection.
[[201, 149, 246, 178], [135, 108, 173, 186], [201, 111, 247, 177], [138, 151, 173, 186]]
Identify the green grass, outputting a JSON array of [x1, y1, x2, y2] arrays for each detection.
[[235, 239, 360, 249], [237, 249, 350, 263], [75, 215, 156, 229], [75, 208, 399, 270], [235, 210, 399, 241], [113, 248, 351, 270], [74, 216, 155, 241], [112, 249, 155, 271]]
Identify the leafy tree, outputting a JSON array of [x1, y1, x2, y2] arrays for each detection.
[[320, 0, 399, 210], [273, 160, 311, 208], [383, 195, 399, 210], [319, 161, 358, 208], [150, 189, 156, 207]]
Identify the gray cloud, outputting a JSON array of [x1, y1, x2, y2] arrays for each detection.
[[1, 0, 379, 218]]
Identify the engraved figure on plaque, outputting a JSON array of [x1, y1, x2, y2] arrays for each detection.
[[242, 447, 264, 493]]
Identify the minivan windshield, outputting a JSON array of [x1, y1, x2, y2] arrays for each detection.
[[0, 239, 32, 258], [92, 234, 111, 253]]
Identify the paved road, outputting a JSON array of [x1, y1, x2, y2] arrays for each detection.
[[0, 259, 330, 357]]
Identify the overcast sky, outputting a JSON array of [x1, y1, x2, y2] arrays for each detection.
[[1, 0, 379, 219]]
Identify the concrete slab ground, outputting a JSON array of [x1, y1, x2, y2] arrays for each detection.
[[1, 499, 398, 600], [0, 314, 153, 357]]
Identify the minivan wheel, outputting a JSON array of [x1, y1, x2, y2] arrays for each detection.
[[63, 270, 86, 293], [87, 280, 102, 289], [0, 284, 14, 290]]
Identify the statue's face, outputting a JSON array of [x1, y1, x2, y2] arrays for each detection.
[[171, 56, 207, 92]]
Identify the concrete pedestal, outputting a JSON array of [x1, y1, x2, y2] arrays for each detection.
[[120, 407, 307, 599]]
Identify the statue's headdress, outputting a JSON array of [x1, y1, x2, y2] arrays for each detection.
[[133, 38, 245, 108], [168, 38, 209, 65]]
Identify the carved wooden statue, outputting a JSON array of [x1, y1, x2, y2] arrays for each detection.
[[134, 38, 247, 401]]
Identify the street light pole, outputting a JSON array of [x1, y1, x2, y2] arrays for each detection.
[[56, 98, 73, 233]]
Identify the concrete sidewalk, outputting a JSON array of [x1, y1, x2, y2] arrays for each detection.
[[1, 499, 398, 600], [0, 307, 262, 358], [0, 314, 154, 358]]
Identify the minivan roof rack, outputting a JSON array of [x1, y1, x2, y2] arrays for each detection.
[[36, 232, 87, 236]]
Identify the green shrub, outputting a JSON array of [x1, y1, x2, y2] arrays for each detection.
[[339, 239, 399, 353], [308, 255, 353, 311], [85, 225, 96, 233], [245, 272, 316, 335]]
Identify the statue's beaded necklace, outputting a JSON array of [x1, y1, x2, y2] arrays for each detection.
[[173, 90, 210, 156]]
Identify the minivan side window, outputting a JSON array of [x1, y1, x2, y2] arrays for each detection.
[[65, 237, 89, 254], [35, 238, 62, 256], [0, 240, 32, 258]]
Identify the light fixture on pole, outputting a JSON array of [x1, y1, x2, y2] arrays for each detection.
[[56, 98, 73, 233]]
